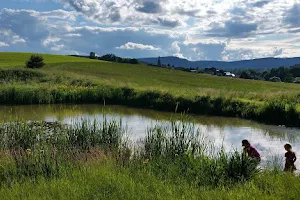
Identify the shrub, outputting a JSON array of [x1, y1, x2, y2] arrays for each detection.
[[25, 55, 45, 69], [269, 76, 281, 82], [89, 52, 96, 59], [0, 69, 45, 82]]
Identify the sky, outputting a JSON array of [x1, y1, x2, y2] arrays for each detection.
[[0, 0, 300, 61]]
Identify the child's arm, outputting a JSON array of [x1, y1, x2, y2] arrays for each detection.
[[293, 154, 297, 163]]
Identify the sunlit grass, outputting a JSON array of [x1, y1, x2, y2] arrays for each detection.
[[0, 52, 102, 67]]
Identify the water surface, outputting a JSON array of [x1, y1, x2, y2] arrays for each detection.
[[1, 104, 299, 168]]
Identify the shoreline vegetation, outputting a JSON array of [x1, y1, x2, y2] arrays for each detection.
[[0, 119, 299, 199], [0, 84, 299, 127]]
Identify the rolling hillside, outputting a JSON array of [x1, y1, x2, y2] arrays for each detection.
[[1, 52, 300, 101], [0, 52, 100, 67]]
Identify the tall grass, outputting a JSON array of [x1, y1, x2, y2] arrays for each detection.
[[0, 85, 299, 126], [0, 119, 126, 185], [136, 121, 260, 187], [0, 118, 259, 186]]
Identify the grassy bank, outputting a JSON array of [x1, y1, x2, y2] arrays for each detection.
[[0, 85, 298, 126], [0, 119, 299, 200], [1, 52, 300, 126]]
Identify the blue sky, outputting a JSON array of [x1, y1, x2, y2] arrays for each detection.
[[0, 0, 300, 61]]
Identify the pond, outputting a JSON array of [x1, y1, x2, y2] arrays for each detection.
[[1, 104, 300, 169]]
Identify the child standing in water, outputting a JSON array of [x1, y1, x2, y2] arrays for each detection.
[[284, 143, 297, 172]]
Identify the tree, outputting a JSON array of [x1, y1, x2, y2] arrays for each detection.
[[89, 52, 96, 59], [240, 71, 252, 79], [261, 71, 271, 81], [157, 56, 161, 67], [129, 59, 139, 64], [25, 54, 45, 69], [290, 65, 300, 77], [284, 73, 294, 83]]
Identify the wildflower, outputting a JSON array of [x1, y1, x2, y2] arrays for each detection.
[[143, 159, 149, 164], [26, 148, 31, 155]]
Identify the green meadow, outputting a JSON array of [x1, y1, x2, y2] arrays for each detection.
[[1, 52, 300, 101]]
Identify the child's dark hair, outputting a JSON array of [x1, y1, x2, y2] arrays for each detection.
[[284, 143, 292, 149], [242, 140, 250, 145]]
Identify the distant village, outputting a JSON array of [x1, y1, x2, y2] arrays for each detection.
[[155, 57, 236, 78], [190, 68, 236, 78]]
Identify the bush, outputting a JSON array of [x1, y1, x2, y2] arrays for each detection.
[[25, 55, 45, 69], [0, 69, 45, 82], [269, 76, 281, 82]]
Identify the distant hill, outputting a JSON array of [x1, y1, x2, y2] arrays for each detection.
[[138, 56, 300, 69]]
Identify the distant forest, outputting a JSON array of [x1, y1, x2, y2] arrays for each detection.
[[70, 52, 139, 64]]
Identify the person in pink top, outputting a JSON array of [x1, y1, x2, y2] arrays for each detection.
[[284, 143, 297, 173], [242, 140, 261, 162]]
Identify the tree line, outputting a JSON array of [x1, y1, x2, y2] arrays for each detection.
[[70, 52, 139, 65], [237, 65, 300, 83]]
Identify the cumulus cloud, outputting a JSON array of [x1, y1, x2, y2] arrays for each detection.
[[0, 41, 9, 47], [117, 42, 161, 51], [206, 21, 258, 38], [156, 17, 182, 28], [170, 41, 185, 59], [60, 0, 123, 23], [136, 1, 162, 14], [251, 0, 270, 8], [284, 3, 300, 27], [0, 29, 26, 46]]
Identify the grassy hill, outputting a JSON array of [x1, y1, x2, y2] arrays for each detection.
[[0, 52, 101, 67], [0, 52, 300, 126], [1, 52, 299, 101]]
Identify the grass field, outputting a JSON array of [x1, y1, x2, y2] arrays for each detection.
[[0, 52, 300, 126], [1, 52, 300, 100], [0, 52, 101, 67]]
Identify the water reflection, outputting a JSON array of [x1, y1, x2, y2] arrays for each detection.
[[0, 104, 299, 168]]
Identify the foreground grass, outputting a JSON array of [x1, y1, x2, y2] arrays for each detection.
[[1, 162, 300, 200]]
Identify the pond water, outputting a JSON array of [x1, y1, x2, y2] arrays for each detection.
[[1, 104, 300, 169]]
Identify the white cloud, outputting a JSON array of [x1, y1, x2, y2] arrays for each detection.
[[65, 33, 81, 37], [117, 42, 161, 51], [171, 41, 185, 59], [50, 44, 65, 51], [42, 36, 61, 47], [0, 29, 26, 46], [0, 41, 9, 47]]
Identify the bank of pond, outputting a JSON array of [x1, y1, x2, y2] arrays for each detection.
[[0, 85, 299, 127]]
